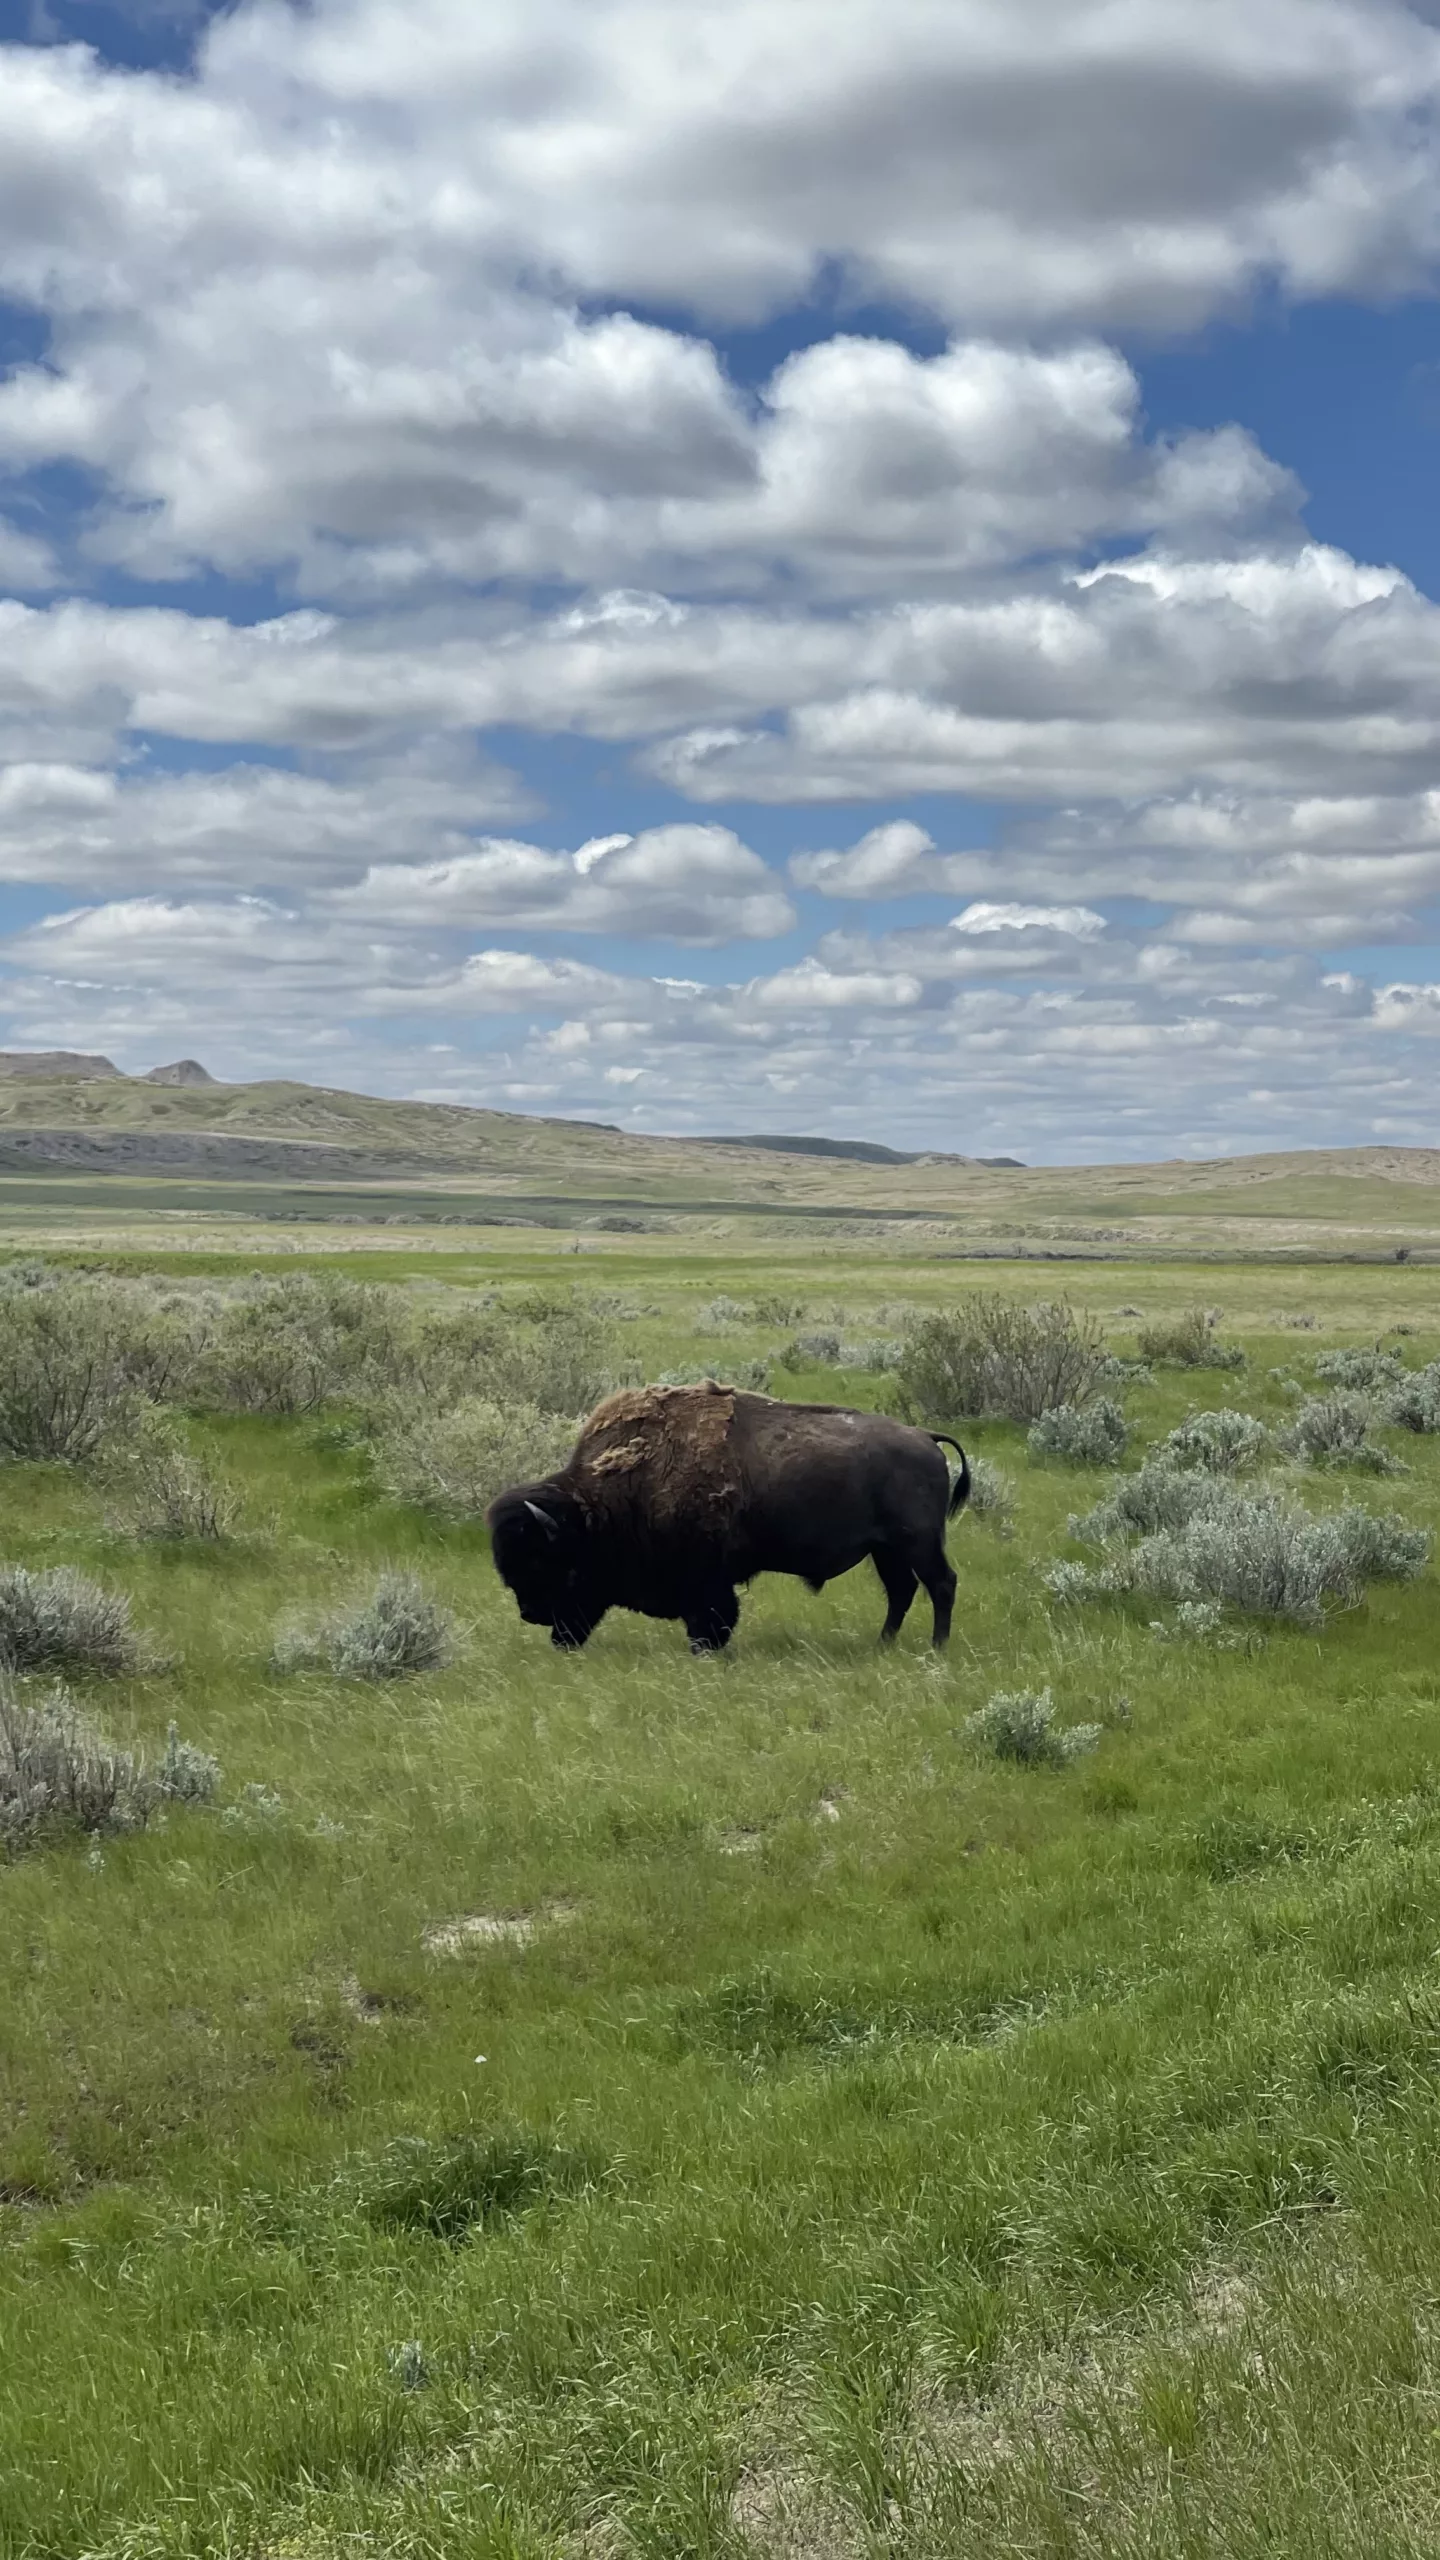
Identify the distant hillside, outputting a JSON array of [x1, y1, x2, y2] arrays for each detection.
[[144, 1060, 217, 1087], [0, 1054, 1436, 1255], [696, 1132, 1026, 1169], [0, 1050, 122, 1080]]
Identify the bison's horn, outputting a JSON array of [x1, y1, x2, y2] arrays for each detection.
[[524, 1499, 558, 1535]]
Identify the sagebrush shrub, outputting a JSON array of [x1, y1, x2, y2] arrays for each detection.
[[494, 1303, 619, 1416], [375, 1399, 576, 1518], [1313, 1345, 1405, 1392], [0, 1685, 218, 1852], [1101, 1490, 1427, 1627], [1096, 1354, 1154, 1385], [694, 1296, 748, 1334], [657, 1362, 772, 1393], [0, 1566, 141, 1675], [750, 1295, 805, 1326], [1136, 1306, 1244, 1369], [895, 1294, 1107, 1425], [964, 1454, 1016, 1536], [155, 1720, 222, 1805], [1281, 1393, 1403, 1474], [962, 1688, 1101, 1769], [1382, 1362, 1440, 1434], [93, 1406, 239, 1540], [274, 1572, 455, 1680], [1071, 1459, 1229, 1546], [838, 1337, 906, 1373], [784, 1329, 842, 1366], [1159, 1408, 1271, 1474], [0, 1286, 143, 1461], [1027, 1398, 1127, 1465], [194, 1275, 398, 1415]]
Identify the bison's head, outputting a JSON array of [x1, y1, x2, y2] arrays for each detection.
[[486, 1482, 600, 1648]]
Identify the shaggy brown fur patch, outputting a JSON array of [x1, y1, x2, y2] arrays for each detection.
[[571, 1382, 740, 1531]]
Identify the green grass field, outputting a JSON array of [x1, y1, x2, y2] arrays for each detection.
[[7, 1251, 1440, 2555]]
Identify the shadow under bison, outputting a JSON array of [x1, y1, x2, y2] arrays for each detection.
[[488, 1381, 969, 1654]]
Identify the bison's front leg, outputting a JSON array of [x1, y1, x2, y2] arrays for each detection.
[[684, 1584, 740, 1654]]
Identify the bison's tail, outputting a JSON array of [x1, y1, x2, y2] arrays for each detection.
[[931, 1434, 971, 1517]]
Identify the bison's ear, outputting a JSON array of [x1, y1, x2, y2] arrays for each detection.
[[524, 1499, 559, 1538]]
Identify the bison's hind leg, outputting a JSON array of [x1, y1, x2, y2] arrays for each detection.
[[872, 1547, 919, 1644], [915, 1540, 957, 1648], [685, 1584, 740, 1655]]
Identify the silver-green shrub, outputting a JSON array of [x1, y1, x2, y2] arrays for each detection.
[[0, 1684, 217, 1852], [1027, 1398, 1127, 1464], [784, 1329, 842, 1366], [749, 1295, 805, 1326], [1070, 1459, 1229, 1545], [657, 1361, 772, 1393], [0, 1285, 143, 1461], [965, 1454, 1017, 1536], [1104, 1491, 1427, 1627], [1280, 1392, 1403, 1474], [1136, 1306, 1244, 1369], [962, 1688, 1102, 1768], [375, 1398, 575, 1518], [1313, 1345, 1405, 1392], [1383, 1362, 1440, 1433], [694, 1296, 748, 1334], [895, 1294, 1107, 1425], [1096, 1354, 1154, 1385], [93, 1406, 239, 1540], [274, 1572, 455, 1679], [493, 1301, 619, 1416], [838, 1337, 906, 1373], [0, 1566, 141, 1675], [1158, 1408, 1271, 1474], [195, 1275, 393, 1415]]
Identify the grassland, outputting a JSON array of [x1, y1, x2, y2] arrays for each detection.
[[4, 1249, 1440, 2554]]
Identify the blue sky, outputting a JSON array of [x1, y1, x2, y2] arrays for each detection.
[[3, 1, 1440, 1160]]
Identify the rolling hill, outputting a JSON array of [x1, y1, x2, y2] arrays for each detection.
[[0, 1054, 1434, 1257]]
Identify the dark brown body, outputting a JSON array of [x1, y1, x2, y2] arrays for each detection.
[[487, 1382, 969, 1653]]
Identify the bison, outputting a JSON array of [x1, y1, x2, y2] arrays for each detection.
[[487, 1380, 970, 1654]]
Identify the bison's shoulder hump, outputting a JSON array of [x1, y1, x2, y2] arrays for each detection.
[[571, 1381, 741, 1521], [575, 1381, 736, 1471]]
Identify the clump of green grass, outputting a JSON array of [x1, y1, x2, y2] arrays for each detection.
[[0, 1563, 143, 1674], [1027, 1398, 1127, 1465], [273, 1571, 455, 1679], [962, 1687, 1102, 1768], [362, 2127, 603, 2240]]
